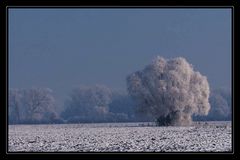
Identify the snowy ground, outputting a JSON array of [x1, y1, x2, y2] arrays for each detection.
[[8, 121, 232, 152]]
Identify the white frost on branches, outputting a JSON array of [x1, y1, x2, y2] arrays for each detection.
[[64, 85, 112, 121], [127, 56, 210, 126]]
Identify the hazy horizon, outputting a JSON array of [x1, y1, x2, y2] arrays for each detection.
[[9, 8, 232, 109]]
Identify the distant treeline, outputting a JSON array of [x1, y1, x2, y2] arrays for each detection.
[[8, 86, 231, 124], [193, 88, 232, 121]]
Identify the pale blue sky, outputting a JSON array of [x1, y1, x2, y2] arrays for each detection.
[[9, 8, 232, 108]]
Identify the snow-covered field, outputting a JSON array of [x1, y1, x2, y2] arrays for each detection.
[[8, 121, 232, 152]]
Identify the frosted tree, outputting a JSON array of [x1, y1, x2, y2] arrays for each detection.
[[62, 85, 112, 122], [127, 56, 211, 126], [22, 87, 55, 123], [207, 88, 231, 120], [9, 89, 22, 123]]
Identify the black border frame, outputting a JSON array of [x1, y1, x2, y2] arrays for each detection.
[[1, 0, 238, 160]]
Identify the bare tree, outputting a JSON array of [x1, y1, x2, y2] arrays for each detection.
[[9, 89, 22, 123], [22, 88, 55, 123], [127, 56, 210, 126], [62, 85, 112, 122], [207, 88, 231, 120]]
